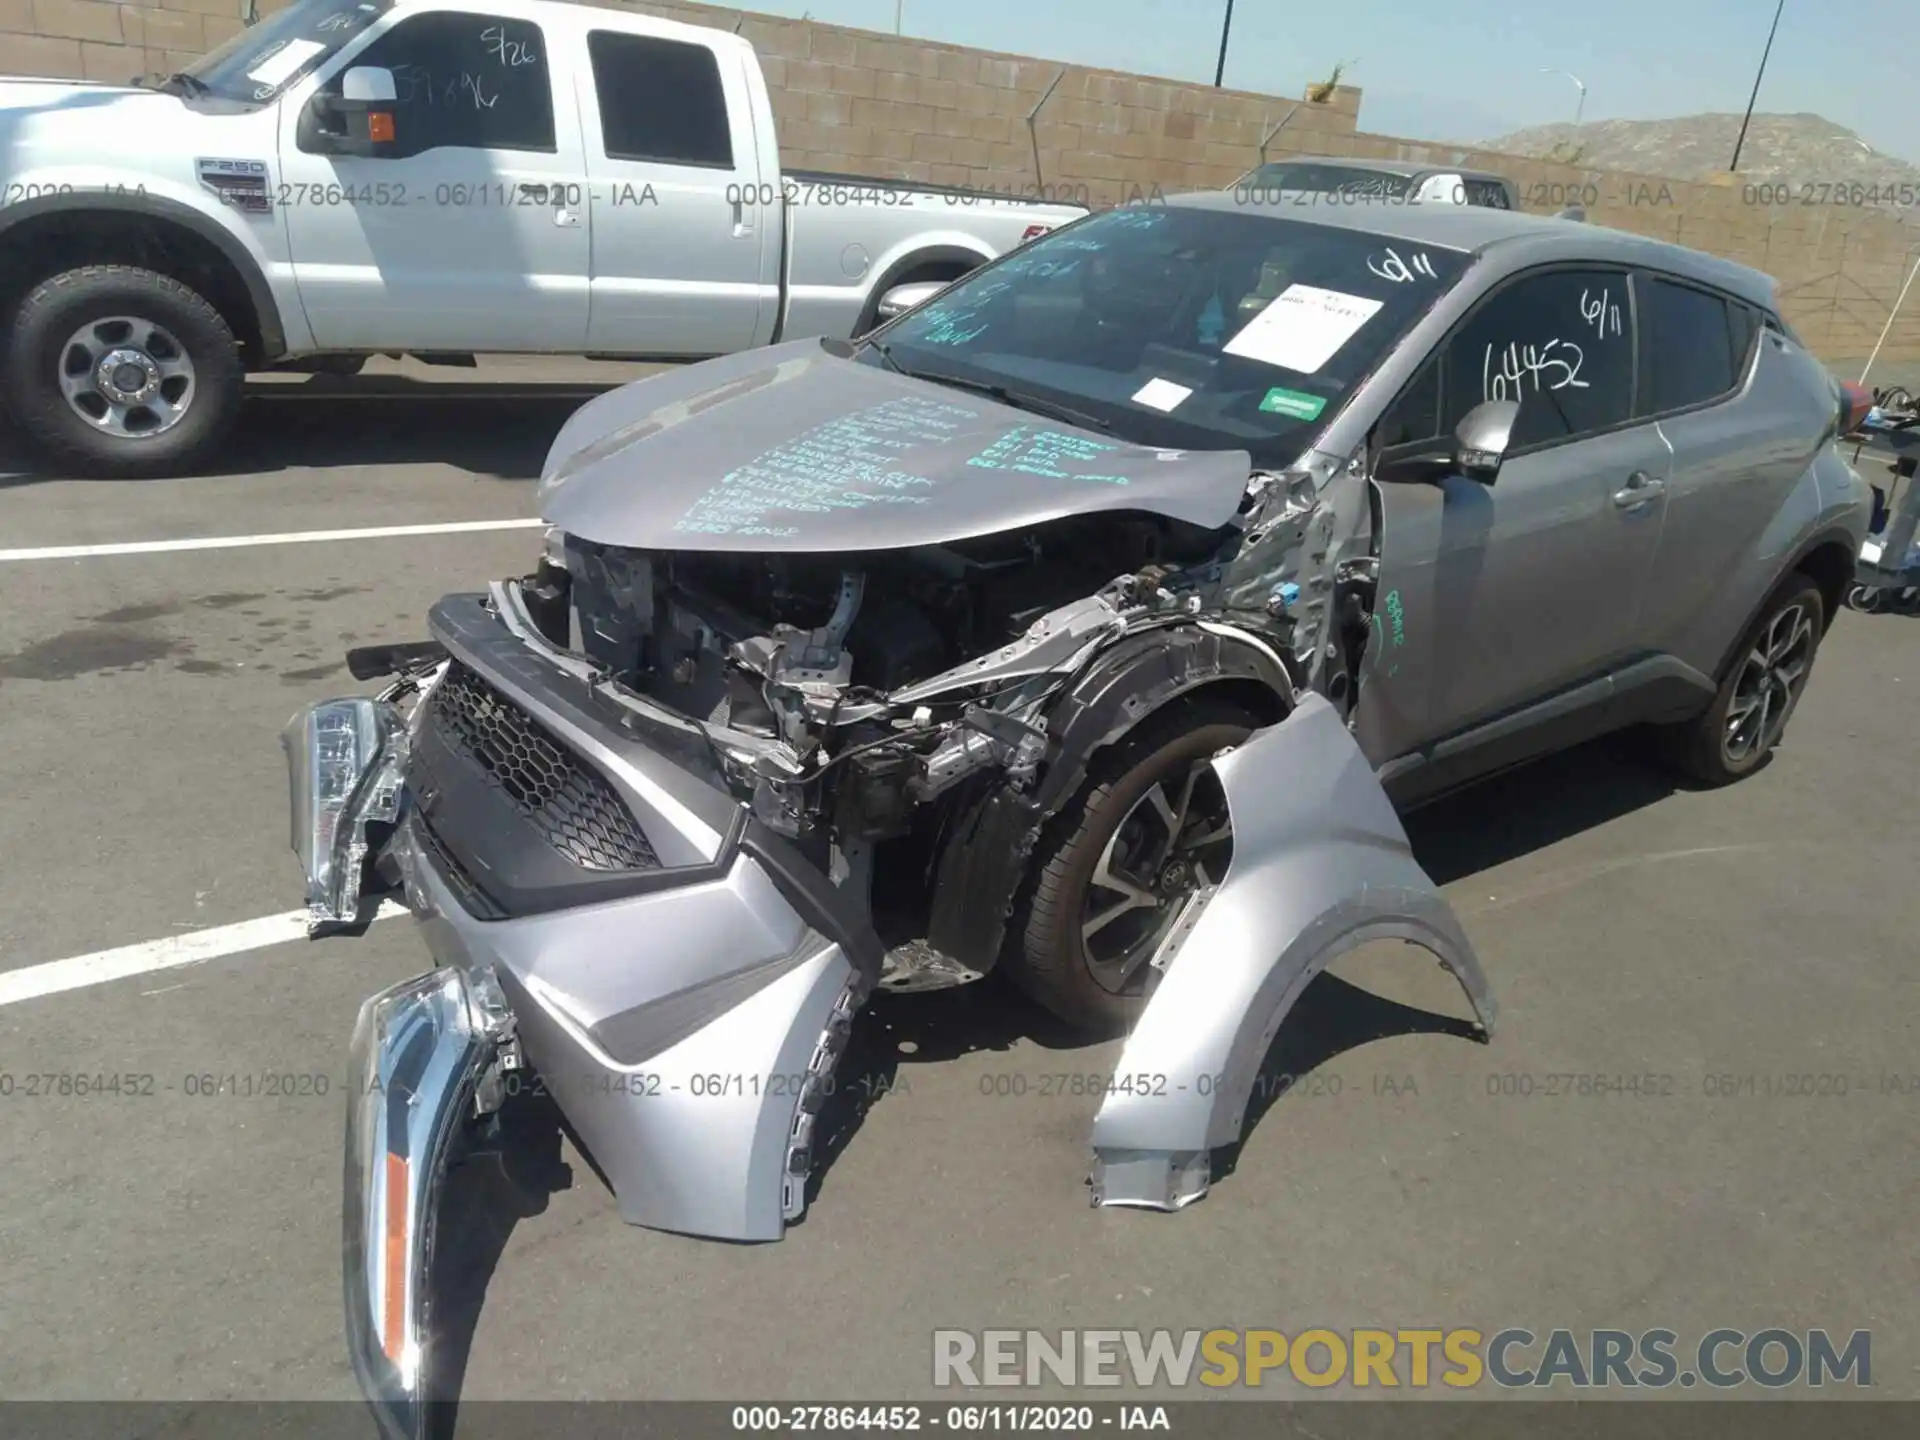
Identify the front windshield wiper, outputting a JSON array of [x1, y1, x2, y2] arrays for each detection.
[[138, 71, 212, 97], [869, 346, 1113, 433], [863, 338, 907, 375]]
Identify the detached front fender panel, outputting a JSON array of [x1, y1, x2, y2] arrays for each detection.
[[1088, 694, 1496, 1211]]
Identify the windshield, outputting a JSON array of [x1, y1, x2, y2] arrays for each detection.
[[868, 205, 1470, 467], [183, 0, 392, 105], [1240, 163, 1417, 200]]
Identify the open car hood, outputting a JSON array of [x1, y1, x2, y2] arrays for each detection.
[[537, 339, 1254, 553]]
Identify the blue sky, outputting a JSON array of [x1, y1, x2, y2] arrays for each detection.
[[688, 0, 1919, 164]]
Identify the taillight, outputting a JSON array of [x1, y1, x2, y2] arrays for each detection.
[[1839, 379, 1873, 435], [1020, 224, 1051, 243]]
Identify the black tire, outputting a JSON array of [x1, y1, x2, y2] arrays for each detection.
[[1007, 701, 1257, 1032], [2, 265, 244, 479], [1660, 573, 1825, 787]]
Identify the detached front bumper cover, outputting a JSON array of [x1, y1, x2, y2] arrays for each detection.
[[344, 964, 514, 1440], [284, 697, 408, 929]]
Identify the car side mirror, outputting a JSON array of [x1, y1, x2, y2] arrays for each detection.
[[1375, 398, 1520, 486], [297, 66, 399, 158], [1452, 399, 1519, 482]]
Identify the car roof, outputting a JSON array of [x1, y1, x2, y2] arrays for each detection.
[[1242, 155, 1513, 184], [1163, 189, 1780, 312]]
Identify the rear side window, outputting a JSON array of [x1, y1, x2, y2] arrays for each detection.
[[1727, 303, 1758, 376], [1463, 179, 1512, 209], [1439, 268, 1634, 450], [1637, 277, 1743, 414], [588, 31, 733, 167]]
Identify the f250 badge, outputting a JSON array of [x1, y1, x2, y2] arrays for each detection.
[[197, 158, 272, 215]]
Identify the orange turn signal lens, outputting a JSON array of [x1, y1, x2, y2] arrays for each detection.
[[381, 1150, 410, 1361], [368, 111, 395, 144]]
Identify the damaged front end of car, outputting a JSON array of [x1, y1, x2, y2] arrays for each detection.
[[284, 340, 1493, 1436]]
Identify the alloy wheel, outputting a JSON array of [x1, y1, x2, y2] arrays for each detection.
[[1079, 760, 1233, 995], [1723, 599, 1816, 765]]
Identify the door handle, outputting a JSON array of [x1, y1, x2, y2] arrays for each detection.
[[1612, 472, 1666, 508]]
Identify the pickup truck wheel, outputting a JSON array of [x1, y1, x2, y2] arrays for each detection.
[[1008, 703, 1254, 1033], [1661, 574, 1825, 787], [3, 265, 243, 479]]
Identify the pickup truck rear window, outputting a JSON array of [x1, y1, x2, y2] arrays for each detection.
[[587, 31, 734, 168], [1240, 163, 1415, 201]]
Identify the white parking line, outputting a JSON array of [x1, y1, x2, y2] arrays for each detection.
[[0, 903, 407, 1007], [0, 518, 545, 563]]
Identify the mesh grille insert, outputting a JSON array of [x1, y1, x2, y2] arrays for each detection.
[[425, 663, 660, 872]]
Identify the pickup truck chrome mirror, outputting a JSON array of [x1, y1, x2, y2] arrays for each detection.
[[876, 279, 948, 321], [1453, 398, 1520, 482], [342, 65, 397, 103], [298, 70, 400, 159]]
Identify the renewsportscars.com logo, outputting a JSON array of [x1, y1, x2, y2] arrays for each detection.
[[932, 1328, 1872, 1390]]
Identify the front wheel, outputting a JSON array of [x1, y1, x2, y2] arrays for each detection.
[[1660, 574, 1825, 786], [2, 265, 244, 478], [1007, 704, 1254, 1032]]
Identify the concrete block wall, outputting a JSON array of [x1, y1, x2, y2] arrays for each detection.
[[1341, 132, 1920, 366], [0, 0, 248, 84], [3, 0, 1914, 366], [617, 0, 1364, 198]]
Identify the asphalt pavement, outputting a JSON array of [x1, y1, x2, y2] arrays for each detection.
[[0, 363, 1915, 1411]]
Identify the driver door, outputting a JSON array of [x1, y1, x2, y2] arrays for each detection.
[[275, 5, 589, 352], [1359, 265, 1669, 782]]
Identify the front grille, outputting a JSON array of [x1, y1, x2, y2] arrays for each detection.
[[424, 662, 660, 872], [410, 811, 507, 920]]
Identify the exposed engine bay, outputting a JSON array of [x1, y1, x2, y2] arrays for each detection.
[[507, 464, 1383, 992]]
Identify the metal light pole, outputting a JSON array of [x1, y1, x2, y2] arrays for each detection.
[[1539, 68, 1586, 126], [894, 0, 902, 34], [1730, 0, 1787, 172], [1213, 0, 1235, 87]]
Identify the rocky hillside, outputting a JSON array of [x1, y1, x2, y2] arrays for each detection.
[[1482, 112, 1920, 221]]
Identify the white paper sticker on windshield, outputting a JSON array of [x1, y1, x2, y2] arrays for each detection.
[[246, 38, 328, 87], [1131, 377, 1192, 412], [1223, 284, 1385, 374]]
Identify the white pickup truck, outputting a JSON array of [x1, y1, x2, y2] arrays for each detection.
[[0, 0, 1085, 476]]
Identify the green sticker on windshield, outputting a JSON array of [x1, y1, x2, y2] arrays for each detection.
[[1259, 387, 1327, 420]]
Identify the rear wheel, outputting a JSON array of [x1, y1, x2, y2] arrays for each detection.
[[2, 265, 243, 478], [1007, 704, 1254, 1032], [1661, 574, 1825, 786]]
